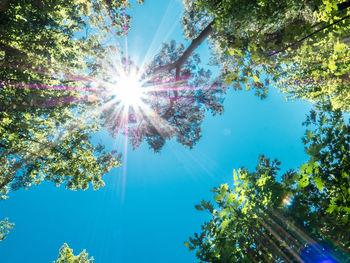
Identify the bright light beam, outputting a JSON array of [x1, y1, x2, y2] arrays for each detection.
[[113, 74, 144, 107]]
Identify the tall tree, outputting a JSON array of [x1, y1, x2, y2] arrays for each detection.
[[128, 0, 349, 153], [158, 0, 350, 108], [186, 105, 350, 262], [101, 41, 227, 152], [0, 0, 145, 196]]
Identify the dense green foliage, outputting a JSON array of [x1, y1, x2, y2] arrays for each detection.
[[0, 218, 14, 242], [301, 104, 350, 218], [278, 3, 350, 111], [0, 0, 142, 197], [54, 243, 94, 263], [0, 0, 227, 157], [186, 106, 350, 262], [182, 0, 350, 109], [124, 41, 226, 152]]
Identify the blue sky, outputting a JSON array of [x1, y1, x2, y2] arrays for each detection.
[[0, 1, 313, 262]]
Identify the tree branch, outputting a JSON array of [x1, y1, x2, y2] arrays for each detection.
[[268, 14, 350, 57], [104, 0, 120, 29], [154, 21, 214, 76]]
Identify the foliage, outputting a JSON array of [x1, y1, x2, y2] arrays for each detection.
[[102, 41, 227, 152], [0, 0, 226, 156], [0, 0, 143, 196], [301, 103, 350, 225], [279, 20, 350, 111], [0, 218, 14, 242], [186, 106, 350, 262], [0, 118, 121, 196], [139, 41, 227, 151], [54, 243, 94, 263], [182, 0, 350, 109]]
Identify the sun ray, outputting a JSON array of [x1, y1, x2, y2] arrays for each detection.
[[137, 0, 182, 71]]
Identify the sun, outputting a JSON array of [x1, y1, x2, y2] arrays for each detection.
[[111, 73, 144, 107]]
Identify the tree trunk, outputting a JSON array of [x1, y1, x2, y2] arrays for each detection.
[[154, 21, 214, 75]]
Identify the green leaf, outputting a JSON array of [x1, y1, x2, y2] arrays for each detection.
[[313, 177, 324, 191], [306, 130, 313, 140], [298, 173, 310, 188], [326, 204, 337, 214], [219, 184, 228, 197], [195, 205, 203, 211], [334, 42, 345, 53], [220, 219, 230, 231], [226, 193, 235, 205], [328, 60, 337, 71], [252, 75, 260, 82], [214, 195, 221, 203], [233, 170, 238, 181]]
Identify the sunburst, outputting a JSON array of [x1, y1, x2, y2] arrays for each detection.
[[108, 71, 145, 108]]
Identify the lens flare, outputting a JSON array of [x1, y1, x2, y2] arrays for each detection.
[[282, 194, 294, 208]]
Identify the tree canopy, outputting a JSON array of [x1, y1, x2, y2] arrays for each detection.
[[0, 0, 141, 197], [186, 105, 350, 262], [1, 1, 349, 261], [101, 41, 227, 152], [179, 0, 350, 109]]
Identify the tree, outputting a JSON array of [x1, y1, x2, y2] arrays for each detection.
[[54, 243, 94, 263], [0, 218, 14, 242], [300, 103, 350, 230], [1, 0, 227, 160], [276, 2, 350, 111], [101, 41, 227, 152], [0, 120, 121, 196], [186, 106, 350, 262], [164, 0, 350, 108], [187, 157, 350, 262], [0, 0, 145, 196], [134, 0, 349, 153]]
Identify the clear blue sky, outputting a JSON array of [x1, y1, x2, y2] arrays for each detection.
[[0, 1, 312, 262]]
